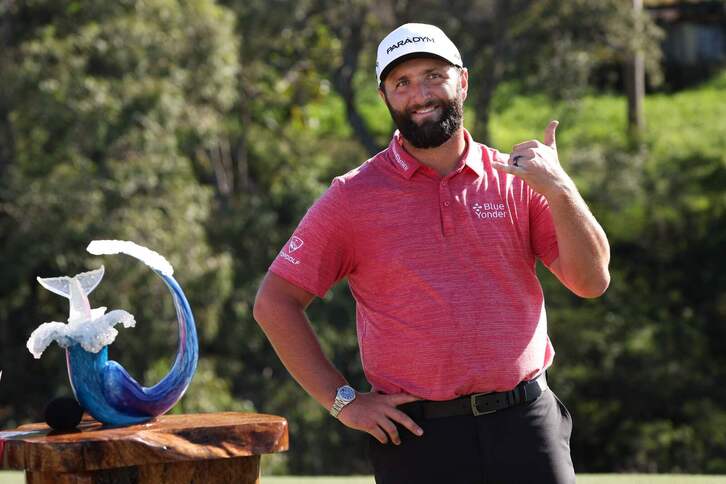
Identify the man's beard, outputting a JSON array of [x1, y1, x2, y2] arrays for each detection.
[[385, 86, 464, 149]]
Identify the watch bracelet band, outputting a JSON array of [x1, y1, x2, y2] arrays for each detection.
[[330, 398, 347, 417], [330, 385, 355, 418]]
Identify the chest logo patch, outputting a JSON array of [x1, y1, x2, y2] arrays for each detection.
[[472, 202, 506, 220]]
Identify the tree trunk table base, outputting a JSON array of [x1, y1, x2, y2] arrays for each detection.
[[1, 412, 288, 484], [25, 456, 261, 484]]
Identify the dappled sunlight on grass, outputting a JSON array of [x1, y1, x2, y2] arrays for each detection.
[[259, 475, 726, 483], [3, 470, 726, 483]]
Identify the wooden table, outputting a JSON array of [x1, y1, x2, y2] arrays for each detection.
[[0, 412, 288, 483]]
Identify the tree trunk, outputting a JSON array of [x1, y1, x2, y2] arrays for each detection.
[[330, 8, 382, 156], [625, 0, 645, 143]]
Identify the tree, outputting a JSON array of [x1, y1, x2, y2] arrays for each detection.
[[0, 0, 240, 427]]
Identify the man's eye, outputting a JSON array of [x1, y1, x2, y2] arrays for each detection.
[[396, 80, 408, 88]]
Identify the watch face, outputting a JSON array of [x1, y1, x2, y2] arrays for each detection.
[[338, 386, 355, 402]]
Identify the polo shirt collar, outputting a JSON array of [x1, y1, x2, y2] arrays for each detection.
[[387, 129, 484, 179]]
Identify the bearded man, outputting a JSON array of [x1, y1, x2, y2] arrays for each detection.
[[254, 23, 610, 484]]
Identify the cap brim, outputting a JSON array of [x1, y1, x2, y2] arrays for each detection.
[[378, 52, 459, 86]]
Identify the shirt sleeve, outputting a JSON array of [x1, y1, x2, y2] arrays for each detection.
[[529, 190, 559, 267], [269, 177, 355, 298]]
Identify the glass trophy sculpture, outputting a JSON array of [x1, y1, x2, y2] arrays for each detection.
[[26, 240, 198, 426]]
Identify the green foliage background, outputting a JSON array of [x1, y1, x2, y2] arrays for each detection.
[[0, 0, 724, 476]]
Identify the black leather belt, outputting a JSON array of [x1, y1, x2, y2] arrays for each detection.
[[400, 373, 548, 419]]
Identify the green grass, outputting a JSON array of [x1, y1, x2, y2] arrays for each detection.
[[491, 73, 726, 155], [3, 472, 725, 483], [576, 477, 726, 484], [262, 477, 726, 484]]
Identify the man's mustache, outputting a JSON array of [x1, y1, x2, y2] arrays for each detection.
[[407, 100, 441, 114]]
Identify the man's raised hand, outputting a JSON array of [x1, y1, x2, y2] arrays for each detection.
[[491, 120, 575, 199]]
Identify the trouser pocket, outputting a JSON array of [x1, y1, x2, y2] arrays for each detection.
[[551, 391, 573, 440]]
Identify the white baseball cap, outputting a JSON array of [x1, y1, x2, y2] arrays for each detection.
[[376, 23, 463, 85]]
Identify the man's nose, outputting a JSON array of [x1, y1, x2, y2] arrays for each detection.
[[411, 81, 432, 106]]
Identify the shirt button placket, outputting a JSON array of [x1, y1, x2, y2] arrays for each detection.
[[440, 179, 453, 236]]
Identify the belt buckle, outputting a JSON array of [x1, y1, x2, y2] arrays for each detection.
[[470, 393, 496, 416]]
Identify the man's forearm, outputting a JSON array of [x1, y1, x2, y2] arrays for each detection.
[[253, 296, 346, 410], [253, 273, 424, 445], [546, 182, 610, 298]]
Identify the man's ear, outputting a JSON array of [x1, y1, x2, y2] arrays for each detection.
[[460, 67, 469, 101], [378, 86, 386, 102]]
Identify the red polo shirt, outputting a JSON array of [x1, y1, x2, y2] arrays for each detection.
[[269, 129, 559, 401]]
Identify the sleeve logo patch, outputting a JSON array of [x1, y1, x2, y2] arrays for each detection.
[[279, 236, 304, 265], [288, 236, 304, 253]]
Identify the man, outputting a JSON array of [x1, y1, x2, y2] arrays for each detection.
[[254, 23, 610, 484]]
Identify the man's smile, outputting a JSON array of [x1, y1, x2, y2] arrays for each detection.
[[410, 104, 441, 122]]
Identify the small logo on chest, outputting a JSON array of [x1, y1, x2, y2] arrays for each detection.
[[472, 202, 506, 220]]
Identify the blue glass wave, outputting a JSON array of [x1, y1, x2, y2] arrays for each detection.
[[66, 271, 198, 426]]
